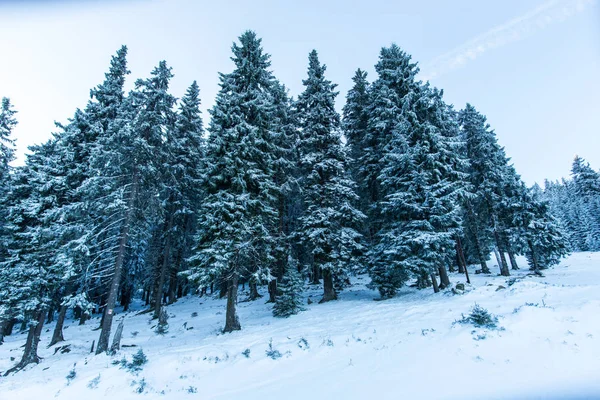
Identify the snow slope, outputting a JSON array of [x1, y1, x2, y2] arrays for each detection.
[[1, 253, 600, 400]]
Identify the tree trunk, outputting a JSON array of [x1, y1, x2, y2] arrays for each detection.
[[456, 236, 471, 284], [120, 283, 133, 312], [49, 305, 67, 347], [508, 251, 519, 270], [248, 280, 261, 300], [455, 239, 465, 273], [223, 273, 241, 333], [431, 273, 440, 293], [0, 320, 5, 345], [154, 212, 174, 319], [46, 306, 54, 324], [528, 240, 541, 273], [5, 310, 45, 375], [493, 246, 502, 269], [110, 319, 124, 354], [320, 269, 337, 303], [167, 251, 180, 305], [219, 280, 228, 299], [4, 318, 15, 337], [472, 235, 490, 273], [311, 262, 320, 285], [493, 229, 510, 276], [79, 310, 89, 326], [438, 266, 450, 289], [267, 279, 277, 303]]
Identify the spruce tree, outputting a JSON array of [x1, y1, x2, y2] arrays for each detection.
[[273, 257, 304, 318], [188, 31, 279, 332], [268, 81, 301, 303], [0, 97, 17, 183], [85, 60, 173, 354], [370, 78, 462, 297], [0, 97, 17, 266], [458, 104, 513, 276], [361, 45, 422, 273], [164, 81, 205, 306], [296, 50, 364, 303], [0, 97, 17, 344], [342, 69, 370, 212], [0, 140, 71, 372]]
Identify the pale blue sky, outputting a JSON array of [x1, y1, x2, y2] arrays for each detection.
[[1, 0, 598, 184]]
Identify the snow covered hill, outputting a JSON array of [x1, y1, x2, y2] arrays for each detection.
[[1, 253, 600, 400]]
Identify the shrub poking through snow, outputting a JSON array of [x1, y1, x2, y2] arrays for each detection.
[[457, 304, 499, 329], [242, 348, 251, 358], [134, 378, 146, 393], [87, 374, 101, 389], [156, 308, 169, 335], [66, 364, 77, 384], [129, 349, 148, 372], [297, 337, 309, 350], [265, 339, 282, 360], [114, 349, 148, 373]]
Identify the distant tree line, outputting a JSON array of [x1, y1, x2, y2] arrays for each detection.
[[0, 31, 570, 373]]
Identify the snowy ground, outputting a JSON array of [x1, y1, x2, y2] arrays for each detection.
[[1, 253, 600, 400]]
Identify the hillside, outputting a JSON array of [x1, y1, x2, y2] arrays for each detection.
[[1, 253, 599, 399]]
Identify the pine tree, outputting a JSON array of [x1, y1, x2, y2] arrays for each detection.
[[370, 77, 462, 297], [0, 97, 17, 345], [273, 257, 304, 318], [360, 45, 422, 273], [0, 140, 70, 371], [572, 156, 600, 196], [268, 81, 301, 303], [188, 31, 279, 332], [52, 46, 132, 333], [0, 97, 17, 183], [0, 97, 17, 267], [126, 61, 178, 320], [163, 81, 205, 306], [296, 50, 364, 303], [85, 60, 173, 354], [458, 104, 514, 276], [342, 69, 370, 208], [544, 177, 600, 251]]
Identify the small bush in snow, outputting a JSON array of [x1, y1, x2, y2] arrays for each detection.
[[112, 356, 128, 368], [297, 337, 309, 350], [129, 349, 148, 372], [134, 378, 146, 394], [457, 304, 498, 329], [66, 364, 77, 384], [188, 386, 198, 393], [87, 374, 101, 389], [322, 338, 334, 347], [191, 312, 198, 318], [265, 339, 282, 360], [242, 348, 251, 358]]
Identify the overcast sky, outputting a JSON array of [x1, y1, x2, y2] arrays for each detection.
[[1, 0, 598, 185]]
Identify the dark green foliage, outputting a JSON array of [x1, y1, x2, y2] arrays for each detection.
[[457, 304, 498, 329], [273, 259, 305, 318], [155, 308, 169, 335], [296, 50, 364, 302], [129, 349, 148, 372], [265, 339, 282, 360], [66, 364, 77, 384]]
